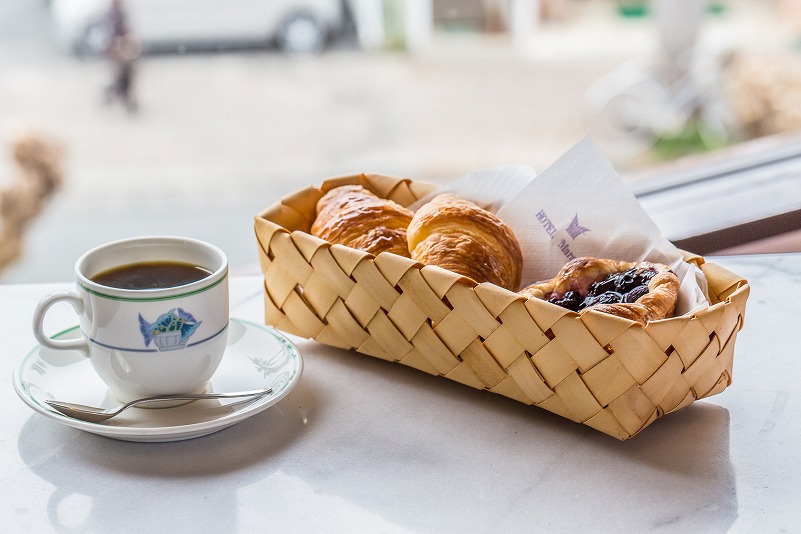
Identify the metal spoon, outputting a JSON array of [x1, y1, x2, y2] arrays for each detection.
[[44, 388, 273, 423]]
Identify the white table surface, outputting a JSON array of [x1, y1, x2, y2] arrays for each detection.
[[2, 254, 800, 533]]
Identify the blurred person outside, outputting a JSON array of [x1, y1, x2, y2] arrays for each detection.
[[103, 0, 141, 113]]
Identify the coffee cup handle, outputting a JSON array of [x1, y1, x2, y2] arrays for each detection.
[[32, 291, 90, 355]]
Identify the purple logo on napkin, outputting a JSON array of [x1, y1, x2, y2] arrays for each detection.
[[566, 214, 590, 240], [536, 209, 557, 238], [537, 210, 591, 262]]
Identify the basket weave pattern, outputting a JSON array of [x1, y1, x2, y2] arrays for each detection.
[[255, 173, 750, 440]]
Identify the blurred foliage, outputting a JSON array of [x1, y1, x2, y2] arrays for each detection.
[[616, 1, 726, 18], [650, 119, 730, 162]]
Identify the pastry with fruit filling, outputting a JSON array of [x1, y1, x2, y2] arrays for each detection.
[[519, 257, 680, 323]]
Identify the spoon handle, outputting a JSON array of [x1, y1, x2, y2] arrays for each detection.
[[44, 388, 273, 423], [120, 388, 274, 408]]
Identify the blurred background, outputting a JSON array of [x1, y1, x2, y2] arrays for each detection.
[[2, 0, 801, 283]]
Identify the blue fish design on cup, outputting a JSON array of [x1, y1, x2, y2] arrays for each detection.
[[138, 308, 201, 352]]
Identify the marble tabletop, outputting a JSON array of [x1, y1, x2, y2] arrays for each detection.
[[2, 254, 800, 533]]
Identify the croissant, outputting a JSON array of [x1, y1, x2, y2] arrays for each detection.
[[311, 185, 414, 257], [407, 193, 523, 291], [519, 257, 680, 324]]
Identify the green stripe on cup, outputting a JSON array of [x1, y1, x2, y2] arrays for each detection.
[[80, 274, 227, 302]]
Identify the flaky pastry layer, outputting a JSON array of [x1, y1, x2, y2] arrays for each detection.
[[407, 193, 523, 291], [311, 185, 414, 258]]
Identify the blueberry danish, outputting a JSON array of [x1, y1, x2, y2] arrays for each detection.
[[519, 257, 680, 323]]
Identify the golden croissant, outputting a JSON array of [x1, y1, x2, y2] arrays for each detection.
[[407, 193, 523, 291], [311, 185, 414, 257], [519, 257, 680, 324]]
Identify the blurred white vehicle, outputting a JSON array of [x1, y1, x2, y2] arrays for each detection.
[[50, 0, 345, 56]]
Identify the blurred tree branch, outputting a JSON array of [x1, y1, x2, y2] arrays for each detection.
[[0, 134, 64, 272]]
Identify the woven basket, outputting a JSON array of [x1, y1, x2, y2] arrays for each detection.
[[254, 173, 750, 440]]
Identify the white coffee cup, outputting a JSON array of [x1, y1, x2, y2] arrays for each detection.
[[32, 236, 229, 403]]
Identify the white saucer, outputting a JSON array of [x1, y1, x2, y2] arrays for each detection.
[[13, 317, 303, 442]]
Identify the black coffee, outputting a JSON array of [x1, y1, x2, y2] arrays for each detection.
[[91, 261, 212, 290]]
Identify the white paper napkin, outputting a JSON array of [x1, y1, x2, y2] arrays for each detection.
[[408, 164, 536, 212]]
